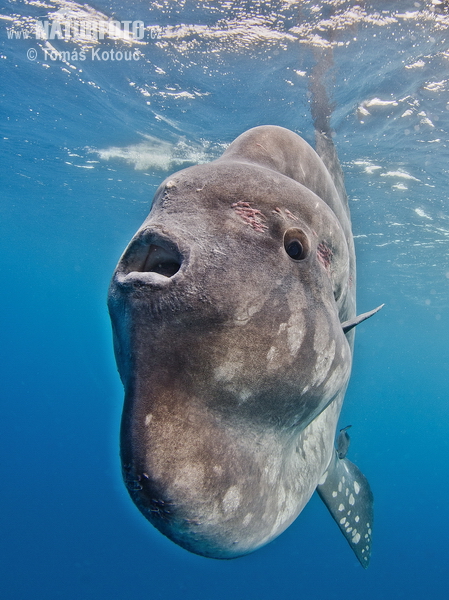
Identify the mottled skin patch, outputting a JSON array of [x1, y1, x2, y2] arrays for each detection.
[[108, 126, 357, 559]]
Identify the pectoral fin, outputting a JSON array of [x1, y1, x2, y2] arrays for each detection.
[[317, 450, 374, 568], [341, 304, 384, 333], [336, 425, 352, 459]]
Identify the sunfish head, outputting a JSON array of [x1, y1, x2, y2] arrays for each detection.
[[108, 125, 355, 558]]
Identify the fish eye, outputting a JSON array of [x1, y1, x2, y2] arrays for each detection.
[[286, 240, 304, 260], [283, 228, 309, 261]]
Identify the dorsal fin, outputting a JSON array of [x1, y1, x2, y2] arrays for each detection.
[[309, 47, 348, 213]]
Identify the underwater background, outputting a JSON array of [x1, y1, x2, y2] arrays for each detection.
[[1, 0, 449, 598]]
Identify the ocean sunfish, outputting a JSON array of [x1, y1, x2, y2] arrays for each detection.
[[108, 125, 379, 567]]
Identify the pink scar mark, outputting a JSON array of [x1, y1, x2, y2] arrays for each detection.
[[231, 201, 268, 232], [317, 242, 333, 270], [272, 207, 299, 222], [285, 209, 299, 222], [255, 143, 269, 153]]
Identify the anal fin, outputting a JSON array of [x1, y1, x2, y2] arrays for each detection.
[[317, 451, 374, 568]]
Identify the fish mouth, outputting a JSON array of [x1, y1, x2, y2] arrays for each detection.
[[142, 244, 182, 277], [114, 229, 185, 289]]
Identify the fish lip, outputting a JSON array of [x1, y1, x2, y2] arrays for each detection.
[[113, 227, 188, 290]]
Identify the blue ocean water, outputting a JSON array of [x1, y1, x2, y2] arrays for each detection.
[[1, 0, 449, 598]]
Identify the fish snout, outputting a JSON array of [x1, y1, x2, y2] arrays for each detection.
[[113, 228, 186, 289]]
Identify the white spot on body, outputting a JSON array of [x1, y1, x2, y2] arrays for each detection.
[[338, 503, 345, 512], [266, 346, 278, 362], [311, 324, 336, 387], [349, 493, 355, 505], [353, 533, 361, 544], [354, 481, 360, 494], [233, 284, 272, 325], [145, 414, 153, 426], [318, 470, 328, 485], [222, 486, 241, 514], [242, 513, 253, 527], [278, 322, 287, 334], [332, 491, 337, 498], [275, 505, 297, 535], [277, 486, 286, 507], [266, 310, 306, 373], [262, 453, 282, 485], [355, 515, 360, 523], [338, 482, 342, 492], [239, 388, 252, 402], [340, 517, 346, 524], [214, 361, 240, 382], [286, 311, 306, 356]]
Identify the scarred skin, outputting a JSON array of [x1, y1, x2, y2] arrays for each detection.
[[108, 125, 356, 558]]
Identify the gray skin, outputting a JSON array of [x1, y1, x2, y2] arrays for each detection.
[[108, 125, 357, 559]]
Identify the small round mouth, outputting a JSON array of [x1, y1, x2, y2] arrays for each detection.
[[115, 231, 184, 288], [142, 244, 182, 277]]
